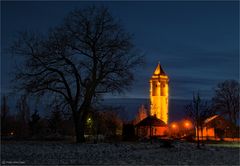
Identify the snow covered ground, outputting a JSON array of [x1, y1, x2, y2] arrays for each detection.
[[1, 141, 240, 165]]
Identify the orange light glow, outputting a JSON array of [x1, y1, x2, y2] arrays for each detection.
[[197, 127, 215, 137], [171, 124, 177, 129], [184, 120, 192, 129]]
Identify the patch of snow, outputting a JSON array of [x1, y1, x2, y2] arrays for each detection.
[[1, 141, 239, 165]]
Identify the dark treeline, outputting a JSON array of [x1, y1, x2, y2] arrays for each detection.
[[1, 79, 239, 143], [1, 94, 123, 142]]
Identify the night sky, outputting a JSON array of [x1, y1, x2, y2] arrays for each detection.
[[1, 1, 239, 100]]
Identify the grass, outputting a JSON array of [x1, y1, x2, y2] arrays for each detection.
[[207, 142, 240, 148]]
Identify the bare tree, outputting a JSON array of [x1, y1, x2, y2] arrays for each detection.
[[16, 95, 30, 137], [185, 93, 212, 148], [11, 6, 143, 143], [1, 95, 10, 135], [91, 108, 123, 142], [212, 80, 239, 126], [28, 110, 41, 137], [48, 106, 63, 134], [1, 95, 9, 120]]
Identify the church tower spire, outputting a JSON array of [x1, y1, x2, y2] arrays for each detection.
[[149, 63, 169, 124]]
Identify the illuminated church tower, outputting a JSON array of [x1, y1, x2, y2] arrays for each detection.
[[149, 63, 169, 124]]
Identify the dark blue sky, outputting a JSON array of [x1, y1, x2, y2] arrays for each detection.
[[1, 1, 239, 100]]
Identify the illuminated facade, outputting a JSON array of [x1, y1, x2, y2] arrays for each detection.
[[149, 63, 169, 124], [196, 115, 237, 140]]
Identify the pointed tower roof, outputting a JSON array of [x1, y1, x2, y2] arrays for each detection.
[[153, 63, 166, 76]]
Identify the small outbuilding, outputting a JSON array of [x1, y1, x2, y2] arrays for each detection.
[[197, 115, 237, 140], [135, 116, 168, 138]]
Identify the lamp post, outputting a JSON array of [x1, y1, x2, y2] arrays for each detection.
[[171, 123, 178, 138], [184, 121, 191, 137]]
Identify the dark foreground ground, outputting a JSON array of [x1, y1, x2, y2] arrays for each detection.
[[1, 141, 240, 165]]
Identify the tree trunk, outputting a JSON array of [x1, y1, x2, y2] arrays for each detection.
[[73, 101, 91, 143], [197, 128, 200, 148], [233, 111, 237, 126], [196, 121, 200, 149], [73, 112, 85, 143], [200, 125, 204, 146], [74, 118, 85, 143]]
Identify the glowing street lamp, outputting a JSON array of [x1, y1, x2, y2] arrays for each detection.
[[87, 117, 92, 125], [184, 121, 191, 129], [170, 123, 178, 138], [184, 122, 190, 128], [87, 118, 91, 122], [171, 123, 177, 129], [183, 121, 191, 137]]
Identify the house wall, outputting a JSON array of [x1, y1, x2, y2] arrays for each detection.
[[136, 126, 168, 138], [196, 127, 215, 139]]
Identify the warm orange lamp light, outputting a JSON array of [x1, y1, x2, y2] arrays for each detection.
[[171, 123, 177, 129]]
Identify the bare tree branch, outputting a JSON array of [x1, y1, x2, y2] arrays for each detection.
[[11, 6, 143, 143]]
